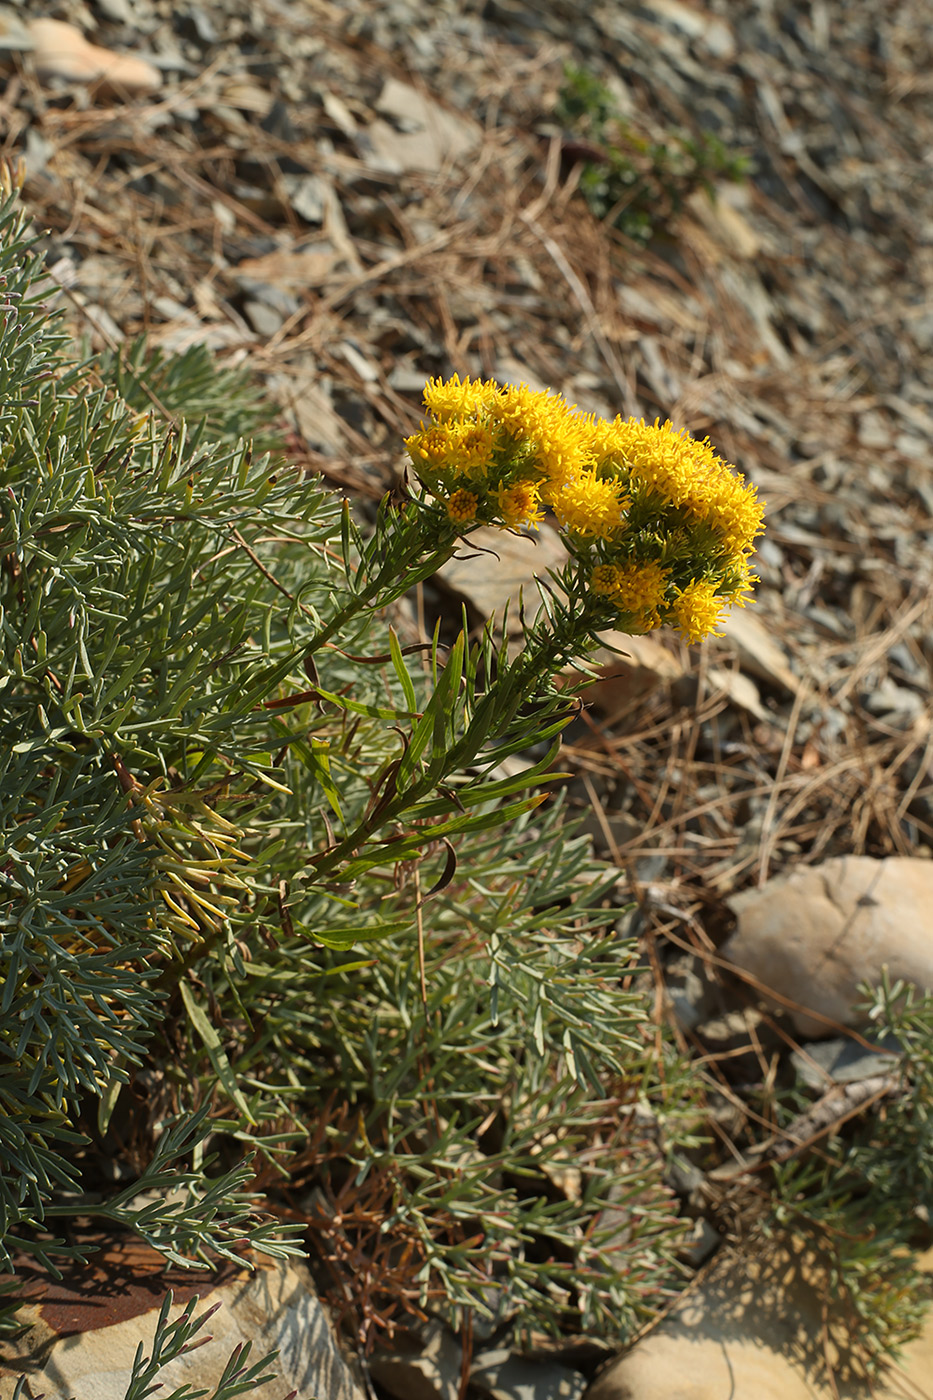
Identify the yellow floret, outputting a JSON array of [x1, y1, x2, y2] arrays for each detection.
[[551, 471, 629, 537], [672, 579, 727, 644], [454, 423, 497, 475], [623, 419, 727, 509], [405, 423, 459, 474], [446, 488, 479, 525], [613, 560, 670, 614], [590, 563, 623, 598], [497, 480, 544, 529], [702, 474, 765, 553], [586, 415, 639, 472]]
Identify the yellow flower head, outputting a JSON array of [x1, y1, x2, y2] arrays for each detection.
[[405, 423, 459, 475], [550, 471, 629, 538], [409, 379, 764, 642], [702, 473, 765, 554], [589, 416, 764, 553], [497, 479, 544, 529], [495, 383, 594, 492], [446, 488, 479, 525], [590, 563, 623, 598], [586, 415, 638, 473], [454, 422, 497, 477], [672, 578, 726, 644], [423, 373, 499, 422]]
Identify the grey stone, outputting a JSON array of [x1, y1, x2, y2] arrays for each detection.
[[244, 297, 285, 337], [664, 956, 717, 1032], [388, 363, 432, 393], [0, 6, 33, 51], [791, 1034, 902, 1089], [95, 0, 136, 22], [369, 1320, 463, 1400], [366, 78, 479, 173], [471, 1347, 586, 1400], [676, 1216, 721, 1269], [286, 173, 329, 225]]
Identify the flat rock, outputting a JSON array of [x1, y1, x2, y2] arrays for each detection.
[[235, 243, 344, 290], [471, 1347, 586, 1400], [720, 608, 801, 696], [366, 78, 480, 173], [581, 630, 684, 715], [790, 1034, 902, 1089], [28, 18, 161, 96], [369, 1320, 463, 1400], [1, 1246, 363, 1400], [723, 856, 933, 1036]]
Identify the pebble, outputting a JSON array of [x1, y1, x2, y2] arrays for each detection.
[[0, 5, 32, 51], [369, 1320, 462, 1400], [27, 18, 162, 96], [471, 1347, 586, 1400], [790, 1033, 902, 1089]]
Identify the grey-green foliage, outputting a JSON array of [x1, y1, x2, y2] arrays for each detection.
[[0, 184, 686, 1344], [258, 798, 689, 1340], [95, 338, 281, 455], [0, 187, 338, 1270], [770, 974, 933, 1374]]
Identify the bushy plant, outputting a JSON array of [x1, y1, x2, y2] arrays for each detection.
[[0, 160, 763, 1378]]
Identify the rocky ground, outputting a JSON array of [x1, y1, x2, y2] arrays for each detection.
[[2, 0, 933, 1396]]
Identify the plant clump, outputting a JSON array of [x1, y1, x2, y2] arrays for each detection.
[[0, 168, 706, 1361]]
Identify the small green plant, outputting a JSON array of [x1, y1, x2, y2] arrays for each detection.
[[767, 975, 933, 1376], [555, 64, 751, 242]]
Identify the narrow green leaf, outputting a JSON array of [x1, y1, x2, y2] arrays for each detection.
[[178, 980, 257, 1125]]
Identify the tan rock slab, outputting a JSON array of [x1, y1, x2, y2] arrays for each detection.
[[1, 1248, 363, 1400], [235, 243, 344, 290], [723, 856, 933, 1036], [437, 524, 568, 629], [28, 18, 161, 96], [580, 630, 683, 715], [367, 78, 480, 174]]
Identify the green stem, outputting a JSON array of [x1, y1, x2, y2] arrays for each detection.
[[304, 501, 461, 659], [308, 605, 601, 884]]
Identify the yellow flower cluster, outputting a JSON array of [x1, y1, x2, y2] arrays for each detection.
[[589, 416, 762, 553], [405, 376, 764, 643]]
